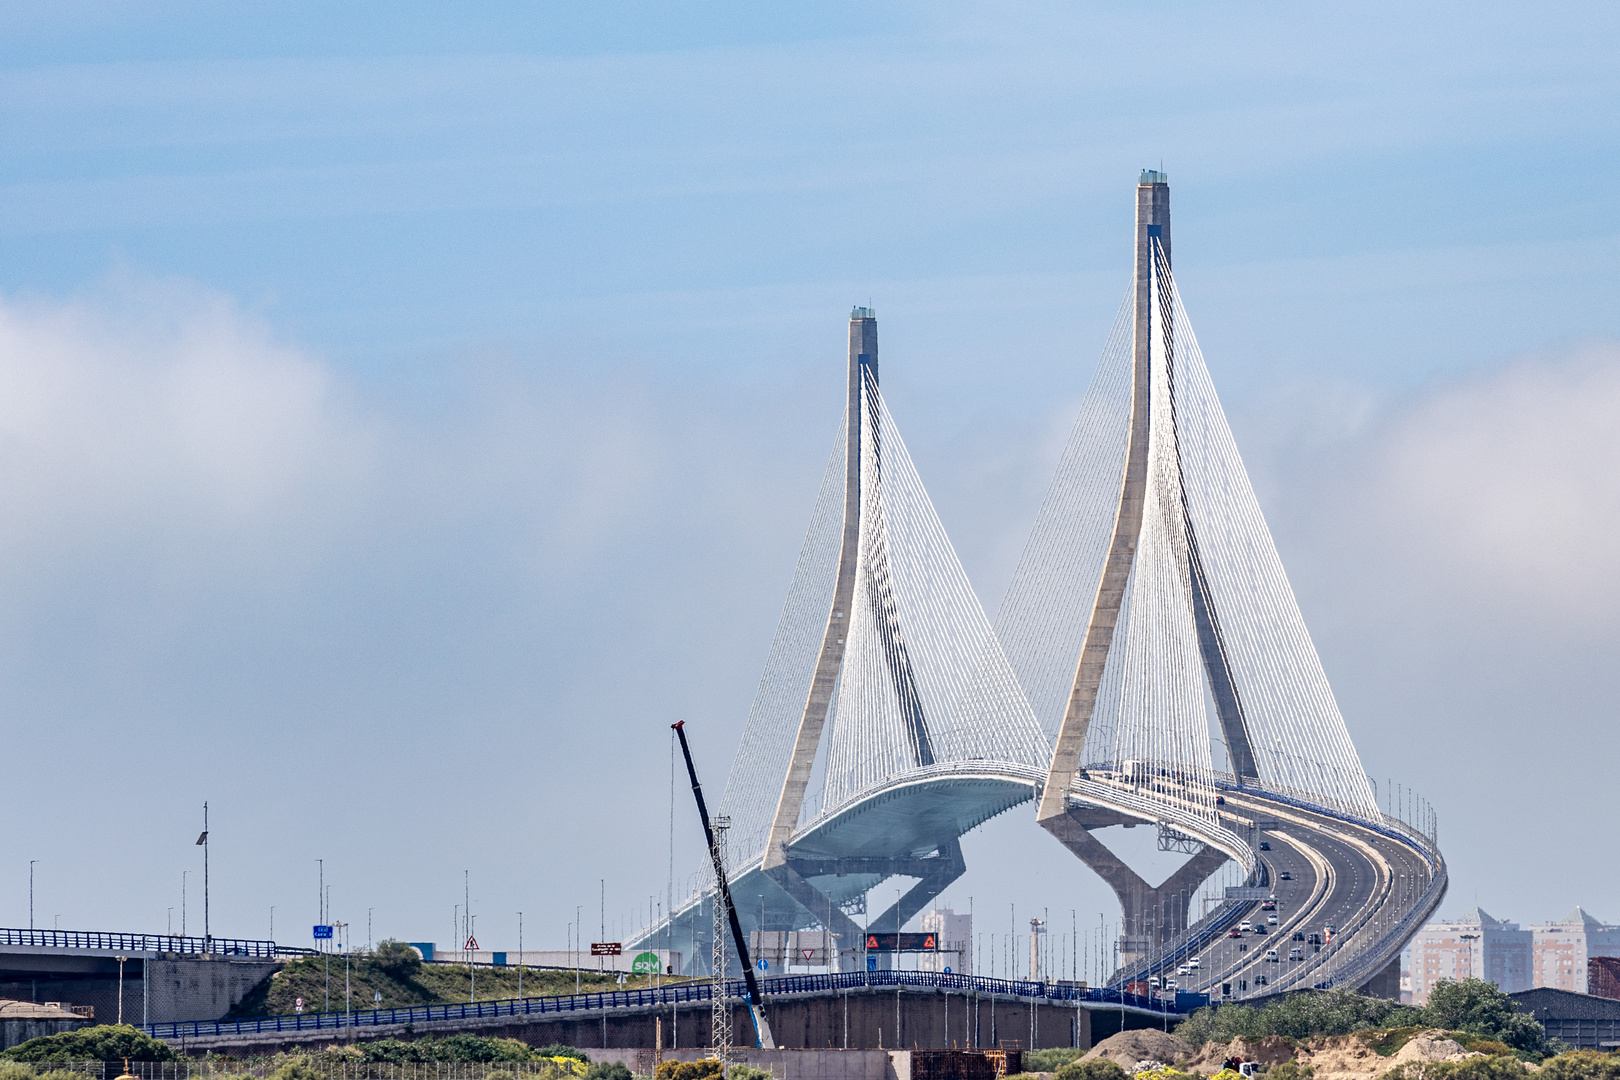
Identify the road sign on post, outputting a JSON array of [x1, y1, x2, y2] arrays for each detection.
[[313, 925, 333, 940], [862, 933, 938, 951], [591, 942, 622, 956]]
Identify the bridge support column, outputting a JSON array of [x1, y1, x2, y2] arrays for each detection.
[[1043, 810, 1226, 966]]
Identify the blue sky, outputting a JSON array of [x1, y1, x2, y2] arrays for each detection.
[[1, 2, 1617, 959]]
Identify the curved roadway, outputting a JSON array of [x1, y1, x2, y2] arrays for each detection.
[[1144, 790, 1442, 1001], [639, 779, 1444, 1005]]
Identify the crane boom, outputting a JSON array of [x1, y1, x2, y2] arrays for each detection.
[[671, 721, 776, 1050]]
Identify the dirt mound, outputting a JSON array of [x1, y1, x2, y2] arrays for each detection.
[[1298, 1031, 1475, 1080], [1386, 1033, 1472, 1069], [1083, 1029, 1195, 1068], [1293, 1034, 1383, 1080], [1184, 1037, 1301, 1074]]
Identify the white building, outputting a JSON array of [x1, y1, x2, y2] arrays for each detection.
[[919, 908, 972, 974]]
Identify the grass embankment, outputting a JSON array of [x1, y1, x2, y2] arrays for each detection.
[[229, 942, 695, 1019]]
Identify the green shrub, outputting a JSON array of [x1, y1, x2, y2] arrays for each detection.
[[539, 1046, 592, 1064], [352, 1035, 537, 1064], [1177, 982, 1549, 1052], [1380, 1058, 1532, 1080], [373, 940, 425, 980], [1055, 1059, 1128, 1080], [655, 1061, 723, 1080], [1267, 1064, 1315, 1080], [1026, 1049, 1083, 1072], [0, 1065, 35, 1080], [269, 1061, 326, 1080], [0, 1025, 177, 1063], [1178, 990, 1421, 1044], [36, 1070, 87, 1080], [1460, 1041, 1513, 1058], [722, 1067, 769, 1080], [584, 1064, 632, 1080], [1538, 1052, 1620, 1080]]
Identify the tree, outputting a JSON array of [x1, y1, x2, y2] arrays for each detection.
[[1422, 980, 1545, 1052], [373, 939, 424, 980], [0, 1025, 178, 1063]]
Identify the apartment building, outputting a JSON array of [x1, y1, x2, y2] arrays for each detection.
[[1407, 907, 1531, 1004]]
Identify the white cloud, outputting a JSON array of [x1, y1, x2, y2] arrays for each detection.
[[1348, 343, 1620, 625], [0, 272, 370, 569]]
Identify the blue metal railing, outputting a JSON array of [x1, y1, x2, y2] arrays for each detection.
[[144, 969, 1202, 1042], [0, 928, 314, 959]]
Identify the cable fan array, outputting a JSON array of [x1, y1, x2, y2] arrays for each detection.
[[716, 369, 1049, 869], [998, 248, 1379, 821]]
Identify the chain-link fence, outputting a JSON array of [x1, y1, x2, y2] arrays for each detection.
[[0, 1062, 599, 1080]]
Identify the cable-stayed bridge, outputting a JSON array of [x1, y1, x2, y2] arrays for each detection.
[[634, 174, 1446, 1003]]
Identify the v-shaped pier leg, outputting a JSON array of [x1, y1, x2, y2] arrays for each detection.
[[1044, 810, 1226, 967]]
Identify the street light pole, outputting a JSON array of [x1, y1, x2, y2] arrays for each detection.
[[197, 802, 211, 950], [29, 861, 36, 931]]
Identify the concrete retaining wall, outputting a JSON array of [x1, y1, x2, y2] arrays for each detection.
[[157, 987, 1191, 1057], [1, 1017, 91, 1051]]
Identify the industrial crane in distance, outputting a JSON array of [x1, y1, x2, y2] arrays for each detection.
[[672, 721, 777, 1050]]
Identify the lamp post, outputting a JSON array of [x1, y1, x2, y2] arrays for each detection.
[[196, 802, 210, 951], [1459, 933, 1479, 982], [29, 861, 36, 931], [115, 956, 127, 1023]]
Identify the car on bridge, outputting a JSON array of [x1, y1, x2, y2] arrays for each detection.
[[1267, 915, 1279, 924], [1290, 947, 1304, 961], [1293, 931, 1306, 942], [1228, 928, 1244, 938], [1177, 965, 1191, 975], [1188, 957, 1201, 968], [1265, 949, 1279, 962], [1280, 871, 1293, 880], [1254, 924, 1268, 934], [1261, 899, 1276, 910], [1259, 841, 1271, 850]]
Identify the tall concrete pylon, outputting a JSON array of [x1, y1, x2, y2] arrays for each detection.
[[759, 309, 963, 966]]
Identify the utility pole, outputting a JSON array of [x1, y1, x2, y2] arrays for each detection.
[[29, 861, 36, 931], [182, 871, 188, 937], [518, 912, 524, 999]]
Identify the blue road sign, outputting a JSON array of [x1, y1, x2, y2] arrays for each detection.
[[944, 966, 952, 974], [867, 954, 878, 972], [313, 924, 334, 940], [757, 958, 768, 971]]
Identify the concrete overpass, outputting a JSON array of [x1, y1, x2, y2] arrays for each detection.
[[0, 928, 306, 1023]]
